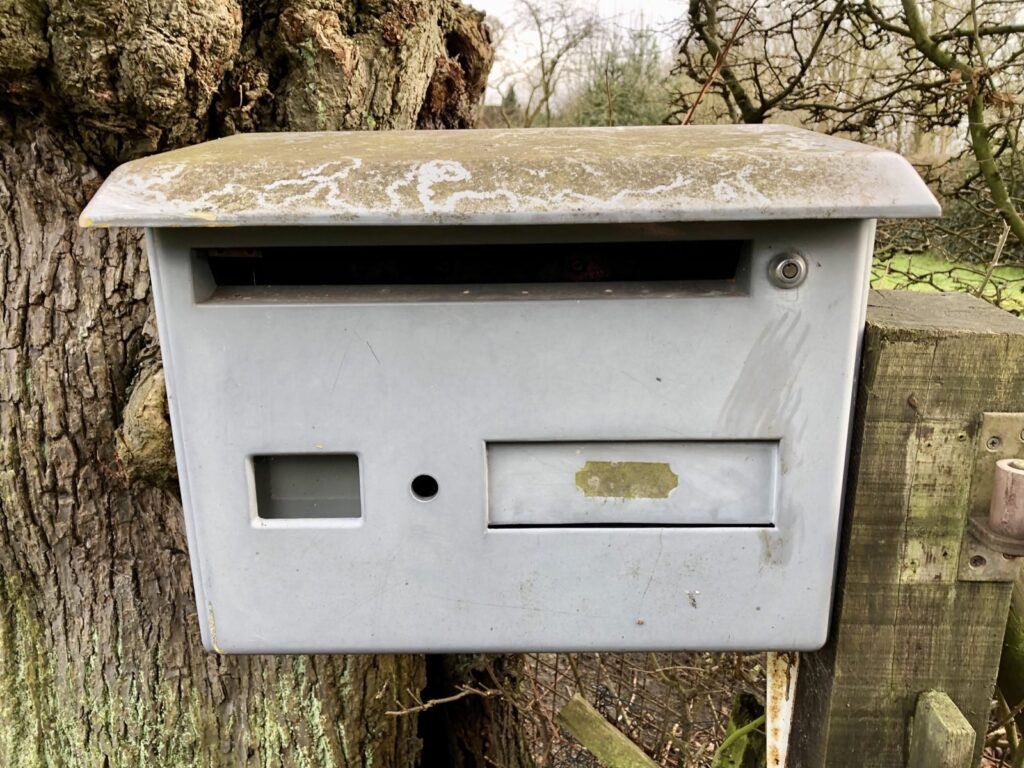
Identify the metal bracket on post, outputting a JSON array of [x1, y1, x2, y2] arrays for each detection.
[[959, 413, 1024, 582], [958, 532, 1020, 582]]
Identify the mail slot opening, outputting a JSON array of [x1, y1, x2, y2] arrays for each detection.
[[253, 454, 361, 520], [196, 240, 745, 299]]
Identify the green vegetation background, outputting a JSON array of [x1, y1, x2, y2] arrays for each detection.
[[872, 252, 1024, 315]]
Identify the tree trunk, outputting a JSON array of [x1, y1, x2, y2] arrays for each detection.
[[0, 2, 523, 765], [419, 655, 533, 768]]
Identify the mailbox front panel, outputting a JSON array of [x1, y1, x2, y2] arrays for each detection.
[[149, 221, 872, 653]]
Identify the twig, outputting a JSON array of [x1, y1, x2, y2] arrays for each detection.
[[385, 686, 500, 717], [992, 687, 1024, 739], [682, 2, 757, 125], [977, 221, 1012, 298]]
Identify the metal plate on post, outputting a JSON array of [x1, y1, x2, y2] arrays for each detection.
[[959, 412, 1024, 582], [957, 531, 1020, 582]]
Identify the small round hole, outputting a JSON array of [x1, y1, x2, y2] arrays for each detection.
[[411, 474, 439, 501]]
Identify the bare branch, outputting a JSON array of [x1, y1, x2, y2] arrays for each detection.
[[386, 687, 502, 717]]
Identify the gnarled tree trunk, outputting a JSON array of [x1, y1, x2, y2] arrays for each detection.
[[0, 2, 528, 765]]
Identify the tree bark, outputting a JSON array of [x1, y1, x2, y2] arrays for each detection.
[[0, 2, 511, 765]]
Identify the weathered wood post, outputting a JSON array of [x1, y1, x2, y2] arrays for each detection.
[[789, 290, 1024, 767]]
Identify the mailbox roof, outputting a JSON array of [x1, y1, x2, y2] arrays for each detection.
[[80, 125, 940, 228]]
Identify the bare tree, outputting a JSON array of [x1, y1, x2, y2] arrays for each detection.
[[673, 0, 1024, 254], [674, 0, 848, 125], [562, 23, 677, 127], [496, 0, 601, 127]]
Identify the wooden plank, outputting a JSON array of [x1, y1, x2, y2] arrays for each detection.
[[789, 290, 1024, 767], [556, 693, 658, 768], [907, 691, 974, 768]]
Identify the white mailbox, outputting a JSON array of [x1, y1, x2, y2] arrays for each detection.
[[81, 126, 939, 653]]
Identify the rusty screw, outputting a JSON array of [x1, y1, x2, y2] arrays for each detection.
[[768, 252, 808, 289], [970, 555, 987, 568], [987, 436, 1003, 451]]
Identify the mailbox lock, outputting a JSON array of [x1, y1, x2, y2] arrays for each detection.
[[768, 252, 808, 289]]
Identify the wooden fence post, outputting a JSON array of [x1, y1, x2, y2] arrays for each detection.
[[907, 691, 975, 768], [788, 290, 1024, 767]]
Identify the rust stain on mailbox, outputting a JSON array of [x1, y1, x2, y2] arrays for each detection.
[[575, 461, 679, 499]]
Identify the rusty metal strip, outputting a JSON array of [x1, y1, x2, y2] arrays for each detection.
[[766, 651, 799, 767]]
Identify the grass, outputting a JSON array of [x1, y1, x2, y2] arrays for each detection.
[[871, 251, 1024, 315]]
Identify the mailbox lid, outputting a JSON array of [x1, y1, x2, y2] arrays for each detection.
[[80, 125, 940, 229]]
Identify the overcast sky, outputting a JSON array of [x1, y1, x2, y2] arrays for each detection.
[[474, 0, 684, 29], [473, 0, 685, 103]]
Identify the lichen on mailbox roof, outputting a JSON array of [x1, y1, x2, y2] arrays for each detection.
[[79, 124, 940, 228]]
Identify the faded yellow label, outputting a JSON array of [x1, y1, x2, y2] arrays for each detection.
[[575, 461, 678, 499]]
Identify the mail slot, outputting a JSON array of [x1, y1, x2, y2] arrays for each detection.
[[80, 125, 939, 653]]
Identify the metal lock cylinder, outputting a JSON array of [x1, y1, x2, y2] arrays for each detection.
[[768, 252, 808, 288]]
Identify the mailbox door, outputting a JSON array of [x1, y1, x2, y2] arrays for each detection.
[[148, 220, 872, 653]]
